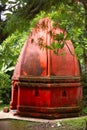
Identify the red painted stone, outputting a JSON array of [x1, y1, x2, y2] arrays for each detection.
[[10, 17, 82, 119]]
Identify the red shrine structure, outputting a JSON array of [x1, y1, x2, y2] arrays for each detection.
[[10, 17, 82, 119]]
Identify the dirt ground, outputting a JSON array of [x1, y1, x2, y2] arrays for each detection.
[[25, 121, 86, 130], [0, 119, 86, 130]]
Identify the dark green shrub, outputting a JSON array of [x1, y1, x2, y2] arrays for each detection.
[[0, 72, 11, 104]]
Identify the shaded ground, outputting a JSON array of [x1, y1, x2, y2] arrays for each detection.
[[0, 118, 87, 130], [24, 121, 86, 130]]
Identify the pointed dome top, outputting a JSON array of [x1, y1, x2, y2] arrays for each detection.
[[12, 17, 80, 80]]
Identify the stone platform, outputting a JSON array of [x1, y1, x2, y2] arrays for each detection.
[[0, 110, 86, 123]]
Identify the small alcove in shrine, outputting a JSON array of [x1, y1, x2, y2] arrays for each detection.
[[10, 17, 82, 119]]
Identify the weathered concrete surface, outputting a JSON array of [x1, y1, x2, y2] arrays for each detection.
[[0, 110, 87, 123], [0, 111, 54, 122]]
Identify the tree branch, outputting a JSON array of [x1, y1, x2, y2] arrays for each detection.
[[30, 0, 45, 14]]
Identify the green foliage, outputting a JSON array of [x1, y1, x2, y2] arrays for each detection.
[[46, 3, 87, 66], [0, 29, 30, 105], [48, 4, 85, 39], [29, 11, 46, 29], [0, 72, 11, 104], [0, 30, 29, 73], [4, 15, 28, 34], [46, 33, 66, 54]]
